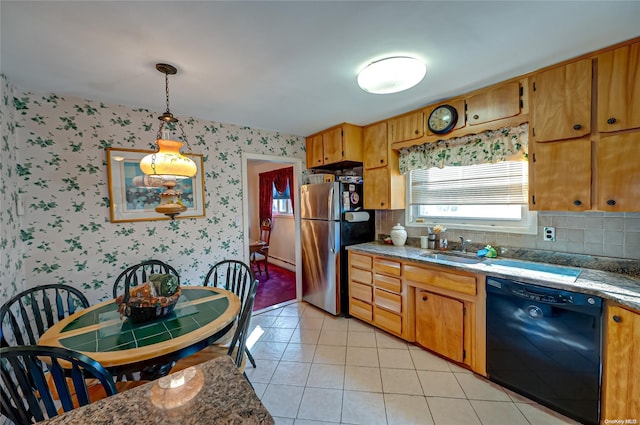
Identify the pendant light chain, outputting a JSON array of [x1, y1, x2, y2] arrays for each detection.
[[164, 70, 171, 115], [153, 67, 193, 154]]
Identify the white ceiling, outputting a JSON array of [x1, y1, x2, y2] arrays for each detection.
[[2, 1, 639, 137]]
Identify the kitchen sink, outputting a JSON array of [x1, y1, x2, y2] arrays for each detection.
[[420, 252, 483, 264]]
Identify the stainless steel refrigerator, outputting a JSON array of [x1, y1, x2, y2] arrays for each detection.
[[301, 182, 375, 315]]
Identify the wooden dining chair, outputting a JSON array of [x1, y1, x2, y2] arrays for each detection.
[[0, 345, 118, 423], [0, 284, 90, 347], [203, 259, 258, 368], [170, 278, 259, 379], [250, 218, 272, 279], [112, 259, 179, 298]]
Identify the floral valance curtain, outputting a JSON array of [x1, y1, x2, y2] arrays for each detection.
[[399, 123, 529, 174], [259, 166, 294, 223]]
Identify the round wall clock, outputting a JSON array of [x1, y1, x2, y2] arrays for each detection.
[[428, 104, 458, 134]]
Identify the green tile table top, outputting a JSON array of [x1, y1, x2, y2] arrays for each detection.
[[38, 286, 240, 367]]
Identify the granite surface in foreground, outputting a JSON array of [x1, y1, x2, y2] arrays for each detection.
[[40, 355, 274, 425], [348, 242, 640, 311]]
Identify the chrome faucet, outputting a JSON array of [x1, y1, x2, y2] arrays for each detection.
[[459, 236, 472, 253]]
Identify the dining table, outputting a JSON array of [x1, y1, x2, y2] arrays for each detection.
[[249, 240, 267, 254], [38, 286, 240, 380]]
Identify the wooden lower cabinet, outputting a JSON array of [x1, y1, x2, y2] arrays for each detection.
[[404, 262, 485, 374], [601, 304, 640, 421], [348, 252, 407, 339], [415, 289, 464, 363], [348, 251, 485, 374]]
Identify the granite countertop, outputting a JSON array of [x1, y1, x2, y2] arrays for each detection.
[[40, 355, 274, 425], [347, 242, 640, 311]]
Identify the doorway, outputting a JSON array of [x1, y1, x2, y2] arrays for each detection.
[[241, 152, 302, 312]]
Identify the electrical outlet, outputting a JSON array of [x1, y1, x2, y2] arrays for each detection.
[[543, 226, 556, 241]]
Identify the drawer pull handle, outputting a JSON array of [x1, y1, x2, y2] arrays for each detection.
[[607, 199, 616, 206], [613, 315, 622, 323], [573, 124, 582, 130], [573, 200, 582, 206], [422, 295, 428, 301], [607, 117, 617, 124], [473, 114, 479, 120]]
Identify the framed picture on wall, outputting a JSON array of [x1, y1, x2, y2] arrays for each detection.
[[106, 147, 206, 222]]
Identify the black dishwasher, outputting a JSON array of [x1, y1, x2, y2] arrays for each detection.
[[486, 277, 602, 425]]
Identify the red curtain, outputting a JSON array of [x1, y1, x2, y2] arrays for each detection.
[[258, 167, 294, 223]]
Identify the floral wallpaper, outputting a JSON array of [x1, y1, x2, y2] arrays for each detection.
[[1, 75, 306, 305], [1, 75, 25, 306]]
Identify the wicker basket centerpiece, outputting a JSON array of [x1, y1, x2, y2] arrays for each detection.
[[115, 274, 181, 323]]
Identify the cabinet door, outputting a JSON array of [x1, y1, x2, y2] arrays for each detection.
[[531, 59, 591, 142], [530, 137, 591, 210], [364, 121, 388, 169], [596, 133, 640, 211], [306, 134, 324, 168], [389, 111, 424, 144], [363, 167, 389, 209], [466, 82, 521, 126], [597, 42, 640, 133], [602, 305, 640, 421], [415, 290, 464, 362], [323, 127, 344, 164]]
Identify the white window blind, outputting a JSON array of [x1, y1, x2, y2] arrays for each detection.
[[410, 161, 528, 205]]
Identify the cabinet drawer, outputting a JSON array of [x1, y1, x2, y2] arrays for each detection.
[[351, 281, 373, 303], [374, 288, 402, 314], [374, 258, 401, 276], [374, 273, 401, 293], [405, 264, 477, 295], [374, 306, 402, 335], [351, 298, 373, 321], [351, 253, 373, 269], [350, 267, 372, 285]]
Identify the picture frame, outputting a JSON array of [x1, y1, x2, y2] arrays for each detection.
[[106, 147, 206, 223]]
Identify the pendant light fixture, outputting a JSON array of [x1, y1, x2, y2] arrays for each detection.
[[140, 63, 198, 219]]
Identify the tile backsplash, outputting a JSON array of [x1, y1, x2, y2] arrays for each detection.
[[376, 210, 640, 260]]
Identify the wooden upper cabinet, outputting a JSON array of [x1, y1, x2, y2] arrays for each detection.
[[363, 121, 388, 169], [530, 137, 592, 210], [466, 81, 521, 126], [306, 134, 324, 167], [363, 121, 405, 210], [597, 41, 640, 133], [389, 110, 424, 144], [363, 166, 390, 209], [425, 99, 466, 137], [596, 133, 640, 211], [305, 123, 363, 169], [531, 58, 592, 142], [322, 127, 344, 164]]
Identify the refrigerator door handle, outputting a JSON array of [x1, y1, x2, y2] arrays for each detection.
[[329, 222, 336, 255], [328, 184, 335, 221]]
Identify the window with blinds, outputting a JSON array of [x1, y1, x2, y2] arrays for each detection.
[[407, 161, 537, 234], [272, 182, 292, 215]]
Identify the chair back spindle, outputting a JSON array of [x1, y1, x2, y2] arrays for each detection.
[[0, 284, 89, 347], [0, 345, 117, 423]]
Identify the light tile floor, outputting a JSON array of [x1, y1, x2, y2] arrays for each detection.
[[245, 302, 583, 425]]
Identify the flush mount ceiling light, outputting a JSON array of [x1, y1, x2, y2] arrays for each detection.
[[357, 56, 426, 94], [139, 63, 198, 219]]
